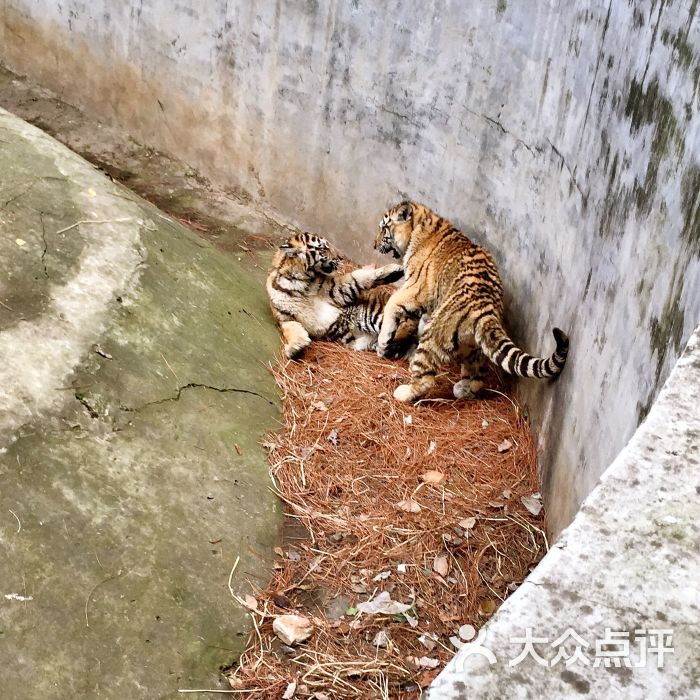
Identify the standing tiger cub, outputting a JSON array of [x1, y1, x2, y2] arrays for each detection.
[[374, 201, 569, 403], [267, 231, 417, 358]]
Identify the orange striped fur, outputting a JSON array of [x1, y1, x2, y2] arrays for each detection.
[[374, 202, 569, 402]]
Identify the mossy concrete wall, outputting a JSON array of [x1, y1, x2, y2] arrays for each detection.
[[1, 1, 699, 534]]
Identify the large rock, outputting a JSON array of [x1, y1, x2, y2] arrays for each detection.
[[0, 108, 281, 699]]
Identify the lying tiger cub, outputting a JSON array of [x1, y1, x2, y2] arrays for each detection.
[[267, 231, 417, 359], [375, 201, 569, 402]]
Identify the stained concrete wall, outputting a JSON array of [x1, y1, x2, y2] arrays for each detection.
[[1, 0, 698, 535]]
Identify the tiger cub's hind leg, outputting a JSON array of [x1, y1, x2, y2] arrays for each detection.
[[393, 329, 443, 402], [453, 343, 488, 399], [281, 321, 311, 359]]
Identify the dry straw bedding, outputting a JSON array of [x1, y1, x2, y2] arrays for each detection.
[[228, 342, 546, 698]]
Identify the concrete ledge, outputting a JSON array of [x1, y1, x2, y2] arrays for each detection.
[[430, 325, 700, 698]]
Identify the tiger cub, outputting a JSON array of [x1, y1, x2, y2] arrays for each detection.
[[374, 201, 569, 403], [267, 231, 417, 359]]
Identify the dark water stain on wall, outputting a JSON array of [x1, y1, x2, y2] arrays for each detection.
[[681, 162, 700, 256], [625, 77, 683, 214]]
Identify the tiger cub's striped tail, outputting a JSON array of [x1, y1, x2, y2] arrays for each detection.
[[475, 315, 569, 379]]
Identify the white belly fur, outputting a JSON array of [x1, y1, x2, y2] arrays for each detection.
[[312, 299, 341, 334]]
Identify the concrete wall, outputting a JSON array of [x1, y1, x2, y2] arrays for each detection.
[[1, 0, 698, 535]]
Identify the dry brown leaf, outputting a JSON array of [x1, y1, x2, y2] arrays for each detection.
[[497, 439, 513, 453], [420, 469, 446, 485], [458, 516, 477, 530], [419, 668, 441, 688], [478, 599, 499, 616], [273, 614, 314, 645], [433, 553, 450, 577], [396, 499, 422, 513], [521, 494, 543, 516], [242, 594, 258, 611]]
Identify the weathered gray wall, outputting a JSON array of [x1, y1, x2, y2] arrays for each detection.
[[1, 0, 698, 535]]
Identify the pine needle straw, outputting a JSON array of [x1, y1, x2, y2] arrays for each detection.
[[227, 342, 547, 698]]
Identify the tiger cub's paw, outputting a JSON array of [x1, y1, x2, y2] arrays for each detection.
[[453, 379, 484, 400], [380, 264, 404, 284], [285, 340, 310, 360], [393, 384, 416, 402]]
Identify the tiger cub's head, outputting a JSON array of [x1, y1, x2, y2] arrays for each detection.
[[375, 201, 421, 259], [277, 232, 341, 275]]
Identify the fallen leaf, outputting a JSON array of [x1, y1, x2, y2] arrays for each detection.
[[350, 583, 369, 594], [372, 629, 390, 647], [497, 439, 512, 453], [373, 570, 391, 581], [433, 553, 450, 577], [345, 606, 358, 617], [282, 681, 296, 699], [272, 615, 314, 645], [478, 599, 498, 616], [327, 429, 339, 445], [272, 592, 291, 608], [427, 440, 437, 454], [396, 499, 421, 513], [242, 594, 258, 611], [488, 500, 505, 509], [458, 517, 477, 530], [311, 400, 328, 412], [418, 669, 441, 688], [286, 548, 301, 562], [502, 488, 512, 499], [481, 419, 489, 428], [521, 494, 543, 516], [273, 547, 284, 557], [418, 656, 440, 668], [418, 633, 438, 651], [356, 591, 412, 615], [421, 470, 445, 485], [403, 414, 413, 426], [404, 611, 419, 627]]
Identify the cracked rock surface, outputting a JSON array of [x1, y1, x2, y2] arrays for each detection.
[[0, 107, 281, 699]]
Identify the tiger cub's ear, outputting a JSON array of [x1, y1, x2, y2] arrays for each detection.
[[397, 203, 412, 222], [279, 242, 296, 256]]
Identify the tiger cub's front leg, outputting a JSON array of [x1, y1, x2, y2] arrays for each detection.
[[280, 321, 312, 359], [331, 264, 403, 307], [348, 263, 403, 291], [376, 287, 421, 358]]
